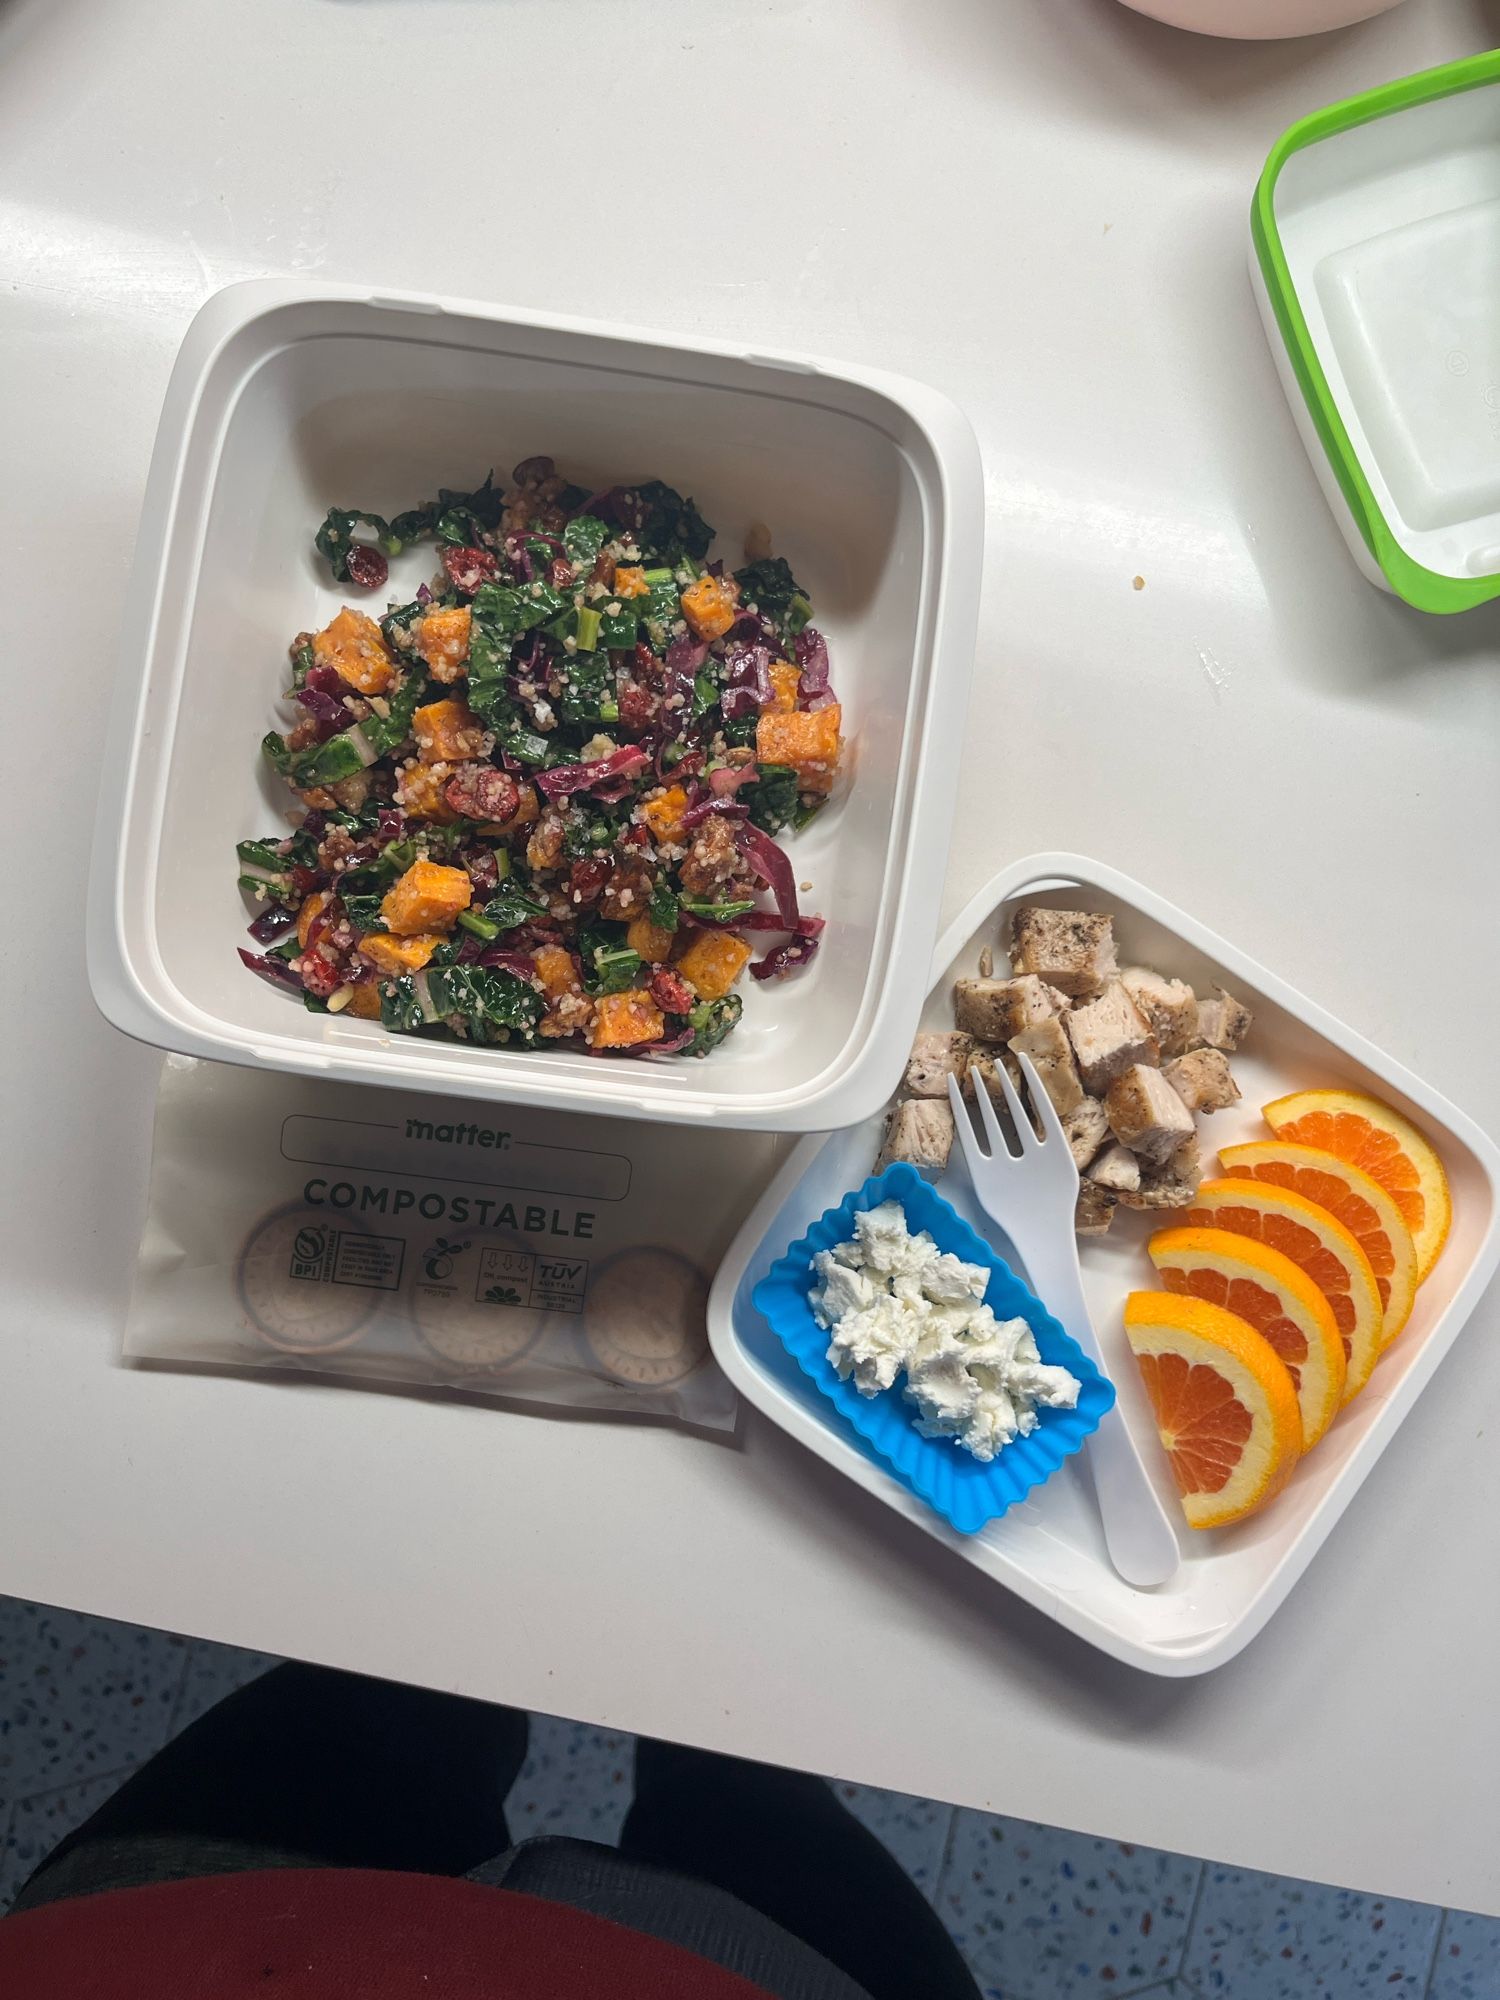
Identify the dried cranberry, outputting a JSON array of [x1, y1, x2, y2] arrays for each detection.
[[375, 806, 407, 843], [566, 858, 611, 907], [650, 969, 695, 1015], [590, 547, 616, 586], [444, 765, 520, 824], [440, 544, 501, 594], [463, 847, 500, 896], [548, 556, 576, 590], [617, 682, 659, 739], [299, 951, 345, 1000], [619, 824, 652, 853], [632, 641, 664, 688], [288, 865, 321, 902], [345, 543, 388, 590]]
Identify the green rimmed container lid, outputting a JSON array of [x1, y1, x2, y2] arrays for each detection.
[[1251, 50, 1500, 614]]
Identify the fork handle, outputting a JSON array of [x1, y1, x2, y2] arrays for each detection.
[[1021, 1236, 1180, 1589]]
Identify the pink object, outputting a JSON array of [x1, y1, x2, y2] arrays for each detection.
[[1117, 0, 1407, 36]]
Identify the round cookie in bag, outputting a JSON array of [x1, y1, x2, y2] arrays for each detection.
[[582, 1249, 711, 1389], [408, 1230, 546, 1377], [237, 1205, 379, 1354]]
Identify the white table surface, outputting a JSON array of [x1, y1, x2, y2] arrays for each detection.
[[4, 0, 1500, 1919]]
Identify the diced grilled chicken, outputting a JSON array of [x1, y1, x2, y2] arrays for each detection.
[[1064, 981, 1158, 1094], [1009, 907, 1118, 999], [876, 1098, 955, 1174], [1075, 1181, 1118, 1235], [1190, 984, 1252, 1053], [1007, 1016, 1085, 1117], [1117, 1136, 1203, 1210], [903, 1032, 974, 1099], [1087, 1142, 1141, 1193], [1163, 1047, 1240, 1115], [1120, 966, 1199, 1059], [1061, 1094, 1111, 1170], [952, 973, 1066, 1042], [1104, 1062, 1196, 1164]]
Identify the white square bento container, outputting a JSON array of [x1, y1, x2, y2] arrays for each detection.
[[88, 280, 983, 1130], [708, 855, 1500, 1675]]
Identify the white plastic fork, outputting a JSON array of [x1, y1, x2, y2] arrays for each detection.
[[947, 1057, 1179, 1588]]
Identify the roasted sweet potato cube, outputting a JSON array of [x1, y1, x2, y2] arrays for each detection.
[[588, 990, 666, 1049], [312, 607, 397, 696], [767, 660, 800, 712], [627, 915, 676, 964], [296, 889, 333, 951], [754, 705, 841, 793], [413, 698, 486, 765], [641, 784, 690, 842], [395, 764, 459, 823], [680, 573, 740, 642], [343, 982, 385, 1020], [358, 931, 442, 976], [380, 859, 472, 936], [415, 606, 472, 681], [533, 944, 582, 1001], [676, 930, 752, 1001], [613, 565, 648, 600]]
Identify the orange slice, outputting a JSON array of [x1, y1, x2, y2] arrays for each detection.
[[1263, 1089, 1452, 1282], [1218, 1141, 1416, 1349], [1147, 1226, 1345, 1449], [1123, 1292, 1303, 1529], [1180, 1179, 1383, 1404]]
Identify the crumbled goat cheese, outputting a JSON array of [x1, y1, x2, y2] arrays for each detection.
[[808, 1201, 1081, 1464]]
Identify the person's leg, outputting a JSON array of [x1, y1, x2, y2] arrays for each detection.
[[13, 1662, 529, 1913], [621, 1739, 979, 2000]]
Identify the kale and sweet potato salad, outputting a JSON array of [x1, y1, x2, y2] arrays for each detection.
[[238, 458, 840, 1058]]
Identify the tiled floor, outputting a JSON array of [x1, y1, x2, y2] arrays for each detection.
[[0, 1595, 1493, 1997]]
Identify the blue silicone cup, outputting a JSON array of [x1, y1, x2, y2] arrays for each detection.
[[751, 1163, 1116, 1536]]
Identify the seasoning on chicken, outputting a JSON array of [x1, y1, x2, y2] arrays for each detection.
[[1064, 981, 1158, 1094], [953, 973, 1067, 1042], [876, 1098, 956, 1174], [1104, 1063, 1197, 1164], [903, 1033, 974, 1099], [1120, 966, 1199, 1058], [1009, 907, 1118, 999], [1190, 985, 1253, 1053], [1163, 1047, 1241, 1115]]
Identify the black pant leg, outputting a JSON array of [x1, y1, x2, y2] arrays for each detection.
[[13, 1662, 529, 1912], [621, 1739, 979, 2000]]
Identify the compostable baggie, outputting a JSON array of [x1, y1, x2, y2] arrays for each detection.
[[126, 1057, 793, 1430]]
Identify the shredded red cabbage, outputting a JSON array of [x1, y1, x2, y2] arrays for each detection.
[[238, 947, 302, 991], [751, 930, 823, 980], [720, 640, 773, 722], [504, 533, 535, 582], [661, 634, 706, 738], [735, 823, 800, 926], [247, 906, 296, 945], [415, 581, 433, 606], [375, 806, 407, 842], [295, 685, 351, 732], [795, 627, 835, 710], [679, 910, 822, 934], [679, 796, 750, 830], [535, 744, 651, 801]]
